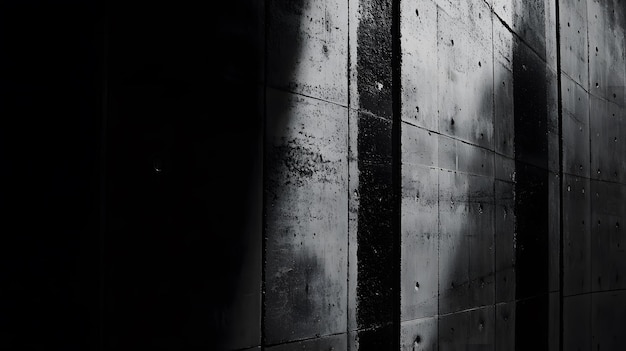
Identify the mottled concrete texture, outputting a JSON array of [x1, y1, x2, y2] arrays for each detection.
[[228, 0, 626, 349]]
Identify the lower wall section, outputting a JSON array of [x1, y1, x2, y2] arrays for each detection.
[[264, 89, 349, 344]]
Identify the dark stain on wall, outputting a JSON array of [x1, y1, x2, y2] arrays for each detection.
[[512, 1, 551, 348], [355, 0, 397, 348]]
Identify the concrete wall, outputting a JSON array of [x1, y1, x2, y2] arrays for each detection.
[[561, 1, 626, 350], [401, 0, 560, 349], [255, 0, 626, 350], [4, 0, 623, 349]]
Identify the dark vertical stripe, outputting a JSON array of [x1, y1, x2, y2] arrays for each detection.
[[512, 5, 551, 348], [355, 0, 396, 348], [354, 0, 402, 347]]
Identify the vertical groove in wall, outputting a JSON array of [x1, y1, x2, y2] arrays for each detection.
[[391, 0, 401, 349], [554, 0, 564, 349], [355, 0, 395, 347], [261, 0, 269, 348]]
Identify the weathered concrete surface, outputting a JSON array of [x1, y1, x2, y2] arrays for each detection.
[[400, 317, 437, 351], [590, 96, 626, 183], [559, 0, 589, 87], [562, 174, 591, 296], [401, 0, 438, 131], [400, 0, 561, 349], [439, 306, 495, 350], [562, 74, 590, 178], [352, 0, 397, 349], [587, 0, 625, 103], [591, 180, 626, 291], [268, 0, 348, 106], [437, 0, 494, 150], [233, 0, 626, 349], [438, 171, 495, 314], [401, 162, 438, 320], [264, 89, 348, 344]]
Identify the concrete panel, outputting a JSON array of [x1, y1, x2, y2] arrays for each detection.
[[437, 4, 494, 150], [591, 180, 626, 291], [559, 0, 589, 88], [513, 0, 548, 61], [401, 0, 438, 130], [265, 89, 348, 344], [439, 306, 495, 351], [563, 294, 591, 351], [434, 0, 492, 41], [439, 171, 495, 314], [562, 174, 591, 296], [495, 180, 515, 303], [561, 74, 590, 178], [438, 135, 494, 178], [401, 164, 439, 320], [401, 317, 438, 351], [495, 302, 515, 351], [267, 0, 348, 106], [265, 333, 347, 351], [495, 0, 557, 71], [402, 123, 438, 168], [591, 290, 626, 351], [589, 96, 626, 183], [587, 0, 626, 103]]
